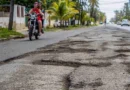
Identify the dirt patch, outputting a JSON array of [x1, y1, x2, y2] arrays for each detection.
[[38, 40, 93, 49], [91, 54, 128, 60], [115, 49, 130, 53], [101, 42, 108, 51], [122, 63, 130, 74], [0, 40, 95, 65], [87, 78, 103, 88], [112, 35, 130, 39], [43, 47, 97, 53], [88, 81, 103, 88], [125, 84, 130, 90], [70, 81, 86, 88], [66, 41, 93, 45], [109, 54, 128, 59], [63, 76, 71, 90], [33, 60, 112, 68], [115, 44, 130, 46]]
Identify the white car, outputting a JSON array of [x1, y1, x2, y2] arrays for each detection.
[[121, 19, 130, 26], [117, 21, 121, 25]]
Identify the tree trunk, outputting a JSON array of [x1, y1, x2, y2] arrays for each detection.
[[49, 15, 51, 27], [90, 6, 94, 18], [65, 21, 67, 27], [8, 0, 14, 30], [60, 20, 62, 27], [68, 19, 70, 26], [74, 15, 76, 26]]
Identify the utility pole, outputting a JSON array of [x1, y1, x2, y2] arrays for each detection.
[[8, 0, 14, 30]]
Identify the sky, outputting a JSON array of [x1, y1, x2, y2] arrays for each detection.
[[99, 0, 128, 21]]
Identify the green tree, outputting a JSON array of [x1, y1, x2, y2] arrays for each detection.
[[49, 0, 78, 27], [88, 0, 99, 20]]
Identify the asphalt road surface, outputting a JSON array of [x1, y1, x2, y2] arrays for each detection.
[[0, 27, 98, 61], [110, 24, 130, 31], [1, 26, 130, 90]]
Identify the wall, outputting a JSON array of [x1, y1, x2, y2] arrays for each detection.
[[0, 5, 57, 30], [0, 5, 27, 31], [13, 5, 27, 31], [44, 12, 55, 27], [0, 17, 9, 27]]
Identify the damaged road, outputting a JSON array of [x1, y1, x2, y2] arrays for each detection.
[[1, 26, 130, 90]]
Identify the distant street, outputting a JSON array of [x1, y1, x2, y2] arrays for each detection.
[[1, 26, 130, 90]]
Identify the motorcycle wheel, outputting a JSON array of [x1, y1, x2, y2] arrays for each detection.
[[35, 33, 39, 40], [29, 26, 33, 41]]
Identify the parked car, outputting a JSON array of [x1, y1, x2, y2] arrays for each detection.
[[121, 19, 130, 26], [100, 22, 103, 24], [117, 21, 121, 25]]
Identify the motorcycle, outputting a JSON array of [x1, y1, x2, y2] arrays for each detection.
[[27, 13, 41, 41]]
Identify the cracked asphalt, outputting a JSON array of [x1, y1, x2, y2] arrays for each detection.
[[1, 25, 130, 90], [0, 26, 97, 61]]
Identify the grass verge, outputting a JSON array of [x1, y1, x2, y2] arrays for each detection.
[[0, 27, 25, 41], [44, 25, 90, 32]]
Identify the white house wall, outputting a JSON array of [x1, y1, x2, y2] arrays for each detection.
[[14, 5, 26, 31], [0, 17, 9, 28], [44, 12, 55, 27], [0, 5, 27, 31], [0, 5, 56, 30]]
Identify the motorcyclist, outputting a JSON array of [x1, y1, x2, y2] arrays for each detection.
[[29, 2, 44, 35], [38, 2, 44, 33]]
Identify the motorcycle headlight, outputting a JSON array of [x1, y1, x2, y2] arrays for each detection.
[[31, 15, 36, 20]]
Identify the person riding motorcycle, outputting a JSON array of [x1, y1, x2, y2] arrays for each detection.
[[29, 2, 44, 35], [38, 2, 44, 33]]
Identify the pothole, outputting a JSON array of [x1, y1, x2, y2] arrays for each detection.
[[93, 54, 128, 60], [66, 41, 93, 45], [101, 42, 108, 51], [115, 44, 130, 46], [112, 35, 130, 39], [115, 49, 130, 53], [125, 84, 130, 90], [70, 81, 86, 88], [43, 47, 97, 53], [88, 81, 103, 88], [122, 62, 130, 74], [33, 60, 112, 67]]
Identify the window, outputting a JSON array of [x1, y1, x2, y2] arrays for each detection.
[[21, 7, 24, 17], [17, 6, 20, 17]]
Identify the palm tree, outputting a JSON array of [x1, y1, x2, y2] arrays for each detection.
[[49, 0, 78, 27], [88, 0, 99, 19], [99, 12, 106, 23], [81, 11, 87, 25]]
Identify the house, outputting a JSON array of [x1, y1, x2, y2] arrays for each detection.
[[0, 4, 57, 31], [0, 5, 27, 31]]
